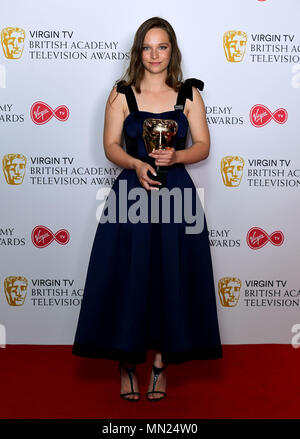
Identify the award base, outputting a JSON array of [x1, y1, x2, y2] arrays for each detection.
[[149, 167, 168, 189]]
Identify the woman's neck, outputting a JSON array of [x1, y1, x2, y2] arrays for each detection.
[[139, 70, 169, 92]]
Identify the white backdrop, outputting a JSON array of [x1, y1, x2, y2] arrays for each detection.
[[1, 0, 300, 346]]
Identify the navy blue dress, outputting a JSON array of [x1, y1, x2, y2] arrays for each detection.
[[72, 78, 223, 364]]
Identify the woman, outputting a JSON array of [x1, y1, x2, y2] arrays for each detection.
[[72, 16, 222, 402]]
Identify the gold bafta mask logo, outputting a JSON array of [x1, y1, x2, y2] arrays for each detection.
[[1, 27, 25, 59], [221, 155, 244, 187], [218, 277, 241, 307], [142, 118, 178, 153], [4, 276, 28, 306], [223, 31, 247, 62], [2, 153, 27, 185]]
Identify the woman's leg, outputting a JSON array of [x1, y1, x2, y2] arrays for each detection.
[[120, 362, 140, 400], [147, 352, 167, 400]]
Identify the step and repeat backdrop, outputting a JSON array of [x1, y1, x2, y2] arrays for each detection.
[[1, 0, 300, 347]]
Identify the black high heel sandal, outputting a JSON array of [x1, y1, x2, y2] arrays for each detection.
[[146, 364, 167, 401], [119, 361, 141, 402]]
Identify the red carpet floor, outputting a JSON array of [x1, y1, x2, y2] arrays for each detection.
[[0, 344, 299, 419]]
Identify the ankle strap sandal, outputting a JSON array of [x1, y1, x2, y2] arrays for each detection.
[[146, 364, 167, 401], [119, 361, 141, 402]]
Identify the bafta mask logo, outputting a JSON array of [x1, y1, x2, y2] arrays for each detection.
[[218, 277, 241, 307], [142, 118, 178, 153], [223, 31, 247, 62], [221, 156, 244, 187], [1, 27, 25, 59], [4, 276, 28, 306], [2, 153, 27, 185]]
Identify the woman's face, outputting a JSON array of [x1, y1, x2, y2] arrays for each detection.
[[141, 27, 172, 75]]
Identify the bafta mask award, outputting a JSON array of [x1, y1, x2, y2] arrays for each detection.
[[142, 118, 178, 186]]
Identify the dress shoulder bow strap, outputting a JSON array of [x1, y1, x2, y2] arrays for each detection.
[[182, 77, 204, 100], [115, 80, 127, 94], [114, 81, 138, 113], [175, 77, 204, 109]]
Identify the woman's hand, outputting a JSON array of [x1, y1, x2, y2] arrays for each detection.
[[148, 147, 177, 167], [135, 161, 162, 191]]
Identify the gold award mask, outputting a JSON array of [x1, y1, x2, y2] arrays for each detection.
[[142, 118, 178, 154]]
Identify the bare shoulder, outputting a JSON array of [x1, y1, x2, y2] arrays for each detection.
[[184, 85, 209, 147], [105, 84, 127, 117], [185, 86, 205, 117], [103, 84, 127, 147]]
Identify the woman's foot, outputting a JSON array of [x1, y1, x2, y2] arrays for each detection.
[[147, 353, 167, 401], [120, 362, 140, 401]]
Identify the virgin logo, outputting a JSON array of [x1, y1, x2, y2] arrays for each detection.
[[249, 104, 288, 127], [31, 225, 70, 248], [30, 101, 69, 125], [246, 227, 284, 250]]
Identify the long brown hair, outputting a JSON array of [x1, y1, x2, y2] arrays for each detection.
[[111, 16, 183, 104]]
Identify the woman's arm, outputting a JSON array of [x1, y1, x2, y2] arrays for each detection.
[[175, 86, 210, 165], [103, 86, 143, 171]]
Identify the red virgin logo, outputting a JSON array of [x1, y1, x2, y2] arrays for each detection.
[[31, 225, 70, 248], [249, 104, 288, 127], [30, 101, 69, 125], [246, 227, 284, 249]]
